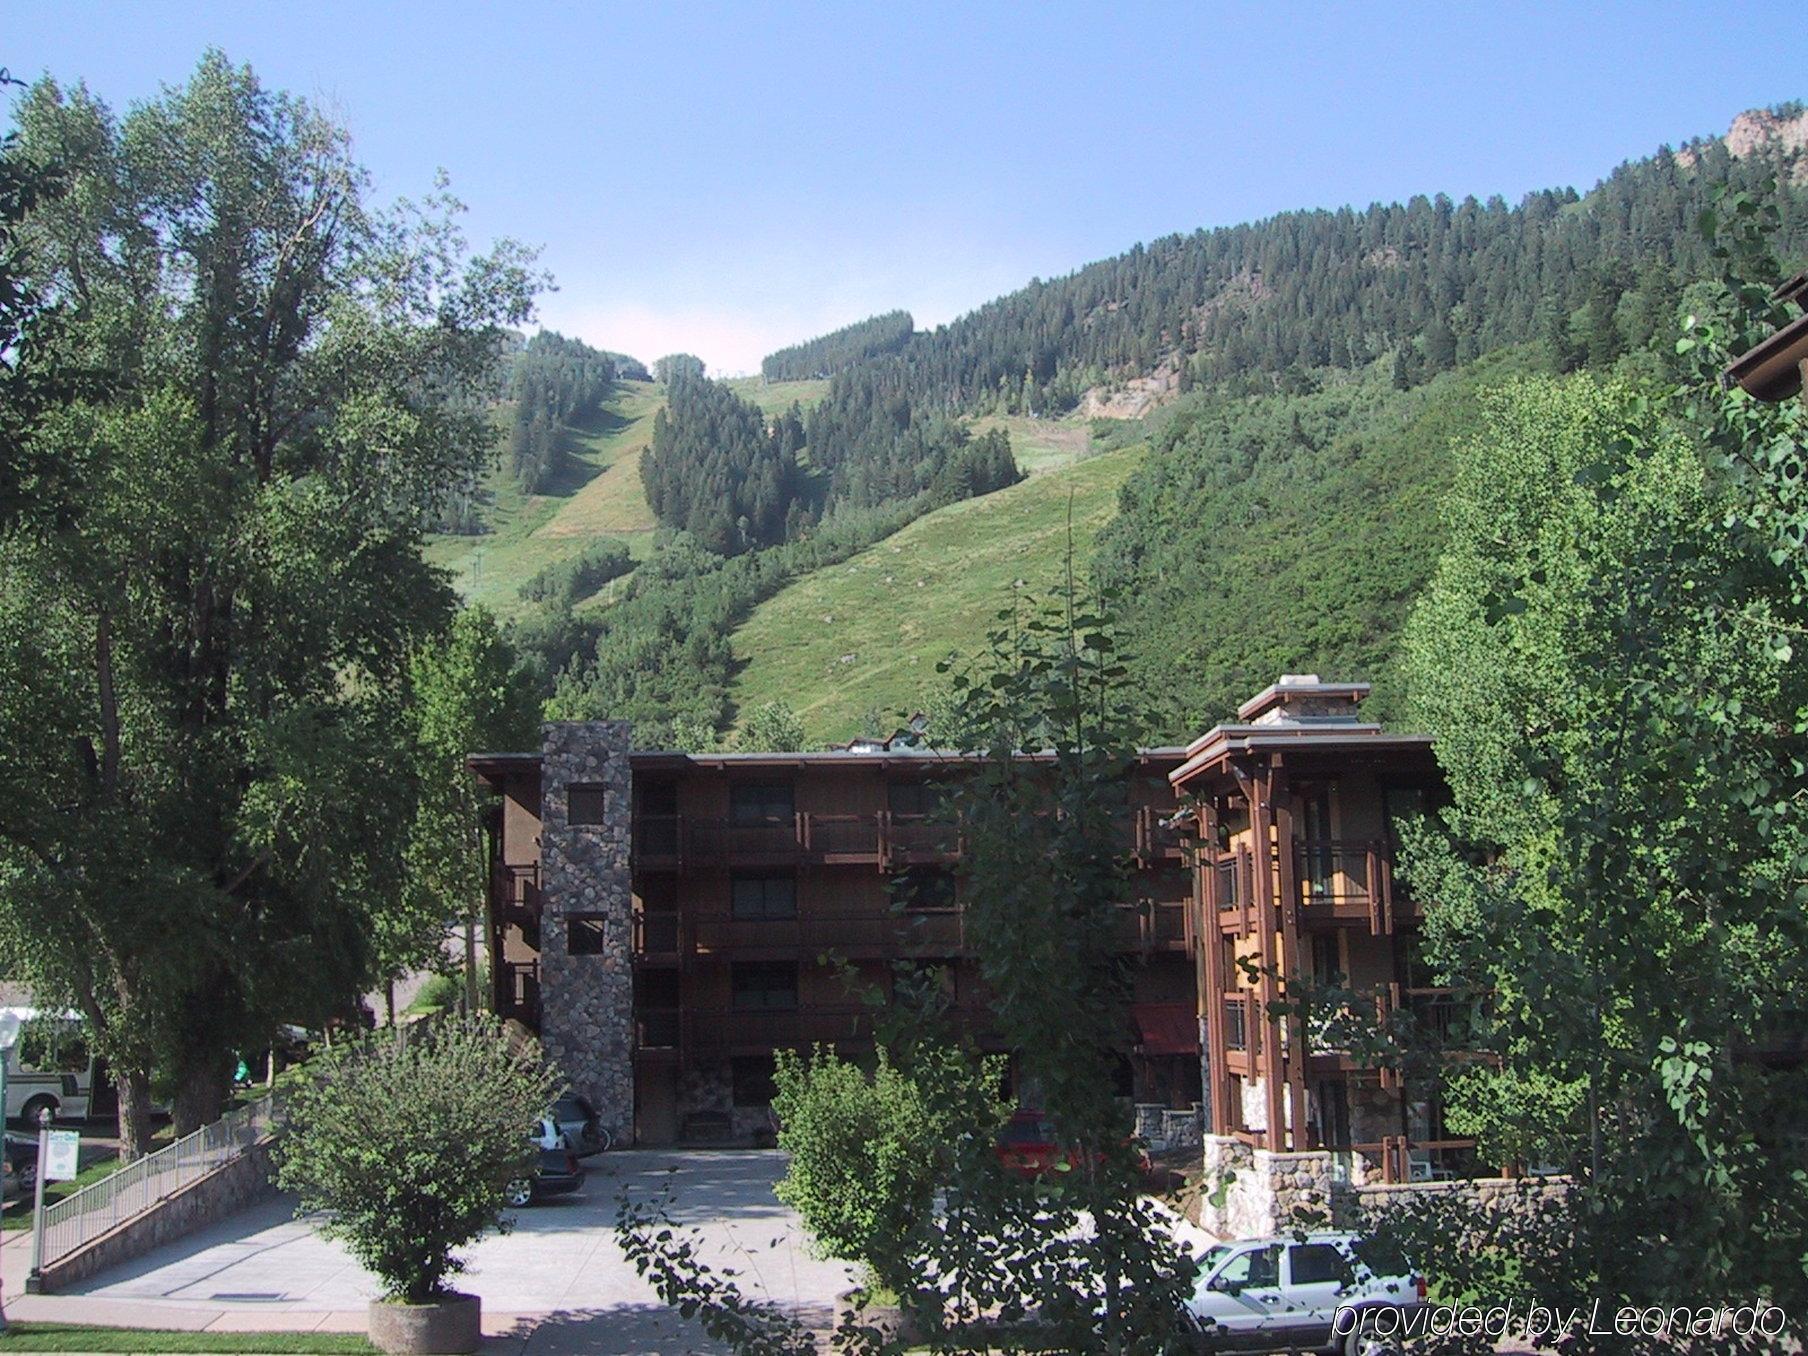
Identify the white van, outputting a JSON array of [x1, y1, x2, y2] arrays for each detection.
[[2, 1009, 97, 1124]]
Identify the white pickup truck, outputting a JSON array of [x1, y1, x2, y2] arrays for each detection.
[[1182, 1231, 1426, 1355]]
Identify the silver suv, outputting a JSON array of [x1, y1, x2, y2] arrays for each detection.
[[1182, 1231, 1425, 1355]]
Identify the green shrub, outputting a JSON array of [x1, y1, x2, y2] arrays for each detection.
[[518, 538, 632, 607], [273, 1014, 561, 1303]]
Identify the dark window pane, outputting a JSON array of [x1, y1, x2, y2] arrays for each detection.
[[1288, 1243, 1351, 1287], [888, 780, 942, 817], [732, 872, 796, 920], [731, 962, 797, 1010], [731, 783, 794, 825], [568, 916, 609, 955], [569, 786, 609, 826]]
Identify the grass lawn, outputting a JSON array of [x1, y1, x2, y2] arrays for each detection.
[[726, 441, 1144, 744], [0, 1325, 376, 1353]]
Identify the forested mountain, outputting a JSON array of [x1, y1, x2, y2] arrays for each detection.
[[762, 310, 914, 380], [514, 107, 1808, 746], [640, 370, 807, 553], [802, 115, 1808, 424], [508, 331, 618, 492]]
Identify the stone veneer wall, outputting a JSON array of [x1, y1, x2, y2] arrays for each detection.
[[1199, 1134, 1572, 1239], [538, 721, 635, 1144]]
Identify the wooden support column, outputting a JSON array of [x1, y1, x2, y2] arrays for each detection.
[[1248, 764, 1286, 1150], [1272, 763, 1310, 1151], [1197, 802, 1227, 1134]]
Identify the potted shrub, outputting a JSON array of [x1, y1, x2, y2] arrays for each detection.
[[274, 1013, 561, 1355]]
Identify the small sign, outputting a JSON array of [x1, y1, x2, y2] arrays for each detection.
[[44, 1130, 80, 1182]]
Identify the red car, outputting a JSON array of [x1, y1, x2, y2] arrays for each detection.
[[993, 1110, 1154, 1181]]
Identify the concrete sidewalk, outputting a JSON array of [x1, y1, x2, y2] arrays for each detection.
[[0, 1150, 847, 1352]]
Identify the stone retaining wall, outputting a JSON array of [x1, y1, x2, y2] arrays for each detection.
[[1198, 1134, 1571, 1239], [35, 1141, 276, 1293]]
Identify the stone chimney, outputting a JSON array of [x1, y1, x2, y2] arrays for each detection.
[[1237, 674, 1370, 726]]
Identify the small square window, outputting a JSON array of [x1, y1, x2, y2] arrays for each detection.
[[568, 916, 610, 955], [568, 786, 609, 826]]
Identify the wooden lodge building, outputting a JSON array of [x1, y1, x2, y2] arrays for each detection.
[[470, 674, 1488, 1228]]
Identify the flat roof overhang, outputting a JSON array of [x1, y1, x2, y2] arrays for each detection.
[[1723, 310, 1808, 403], [1169, 727, 1436, 790]]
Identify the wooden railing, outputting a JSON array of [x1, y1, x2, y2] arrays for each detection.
[[634, 1003, 1004, 1057], [491, 862, 541, 919], [497, 958, 540, 1023], [629, 807, 1182, 870]]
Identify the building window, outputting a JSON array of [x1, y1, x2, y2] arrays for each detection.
[[731, 782, 794, 826], [732, 1056, 777, 1107], [891, 867, 955, 912], [731, 961, 797, 1010], [568, 785, 609, 826], [888, 780, 943, 817], [731, 871, 796, 920], [568, 916, 609, 955]]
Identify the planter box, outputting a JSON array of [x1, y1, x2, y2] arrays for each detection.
[[369, 1293, 481, 1355]]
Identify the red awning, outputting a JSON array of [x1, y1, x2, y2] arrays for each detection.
[[1133, 1003, 1199, 1056]]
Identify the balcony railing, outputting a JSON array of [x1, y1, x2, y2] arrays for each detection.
[[1222, 992, 1260, 1055], [689, 910, 965, 955], [498, 958, 540, 1023], [1296, 839, 1399, 931], [491, 862, 541, 919], [632, 812, 960, 868], [1210, 850, 1248, 915], [634, 1003, 1004, 1056]]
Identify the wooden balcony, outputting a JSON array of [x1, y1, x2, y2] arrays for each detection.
[[630, 809, 1182, 872], [634, 1003, 1006, 1059], [491, 863, 541, 923], [1295, 839, 1403, 932], [632, 813, 960, 870], [497, 958, 540, 1027], [689, 909, 965, 958]]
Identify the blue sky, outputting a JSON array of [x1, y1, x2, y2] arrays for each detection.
[[5, 1, 1803, 374]]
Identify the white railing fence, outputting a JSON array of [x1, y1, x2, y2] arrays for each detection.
[[39, 1092, 279, 1267]]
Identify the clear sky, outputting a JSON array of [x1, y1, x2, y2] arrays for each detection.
[[4, 1, 1803, 375]]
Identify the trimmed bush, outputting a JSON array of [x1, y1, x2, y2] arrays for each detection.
[[273, 1014, 561, 1303]]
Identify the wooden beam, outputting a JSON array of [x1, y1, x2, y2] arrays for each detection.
[[1272, 768, 1309, 1150]]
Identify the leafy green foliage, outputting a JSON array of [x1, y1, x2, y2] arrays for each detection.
[[734, 700, 805, 752], [274, 1014, 561, 1304], [398, 606, 540, 991], [0, 52, 540, 1151], [762, 310, 914, 381], [924, 581, 1199, 1352], [1093, 347, 1552, 735], [771, 1047, 963, 1298], [517, 536, 632, 606], [1399, 341, 1808, 1321]]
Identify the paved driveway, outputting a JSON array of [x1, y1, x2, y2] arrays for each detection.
[[50, 1149, 854, 1353]]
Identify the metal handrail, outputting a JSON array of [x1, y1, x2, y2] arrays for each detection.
[[38, 1092, 279, 1267]]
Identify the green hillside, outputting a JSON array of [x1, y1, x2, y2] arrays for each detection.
[[426, 377, 830, 619], [726, 439, 1140, 744]]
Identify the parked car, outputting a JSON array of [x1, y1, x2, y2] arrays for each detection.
[[992, 1110, 1154, 1181], [532, 1095, 608, 1158], [505, 1134, 584, 1208], [1182, 1231, 1425, 1355], [2, 1131, 38, 1202]]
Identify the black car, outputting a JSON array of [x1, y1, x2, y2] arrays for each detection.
[[3, 1132, 38, 1203], [504, 1135, 584, 1208]]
